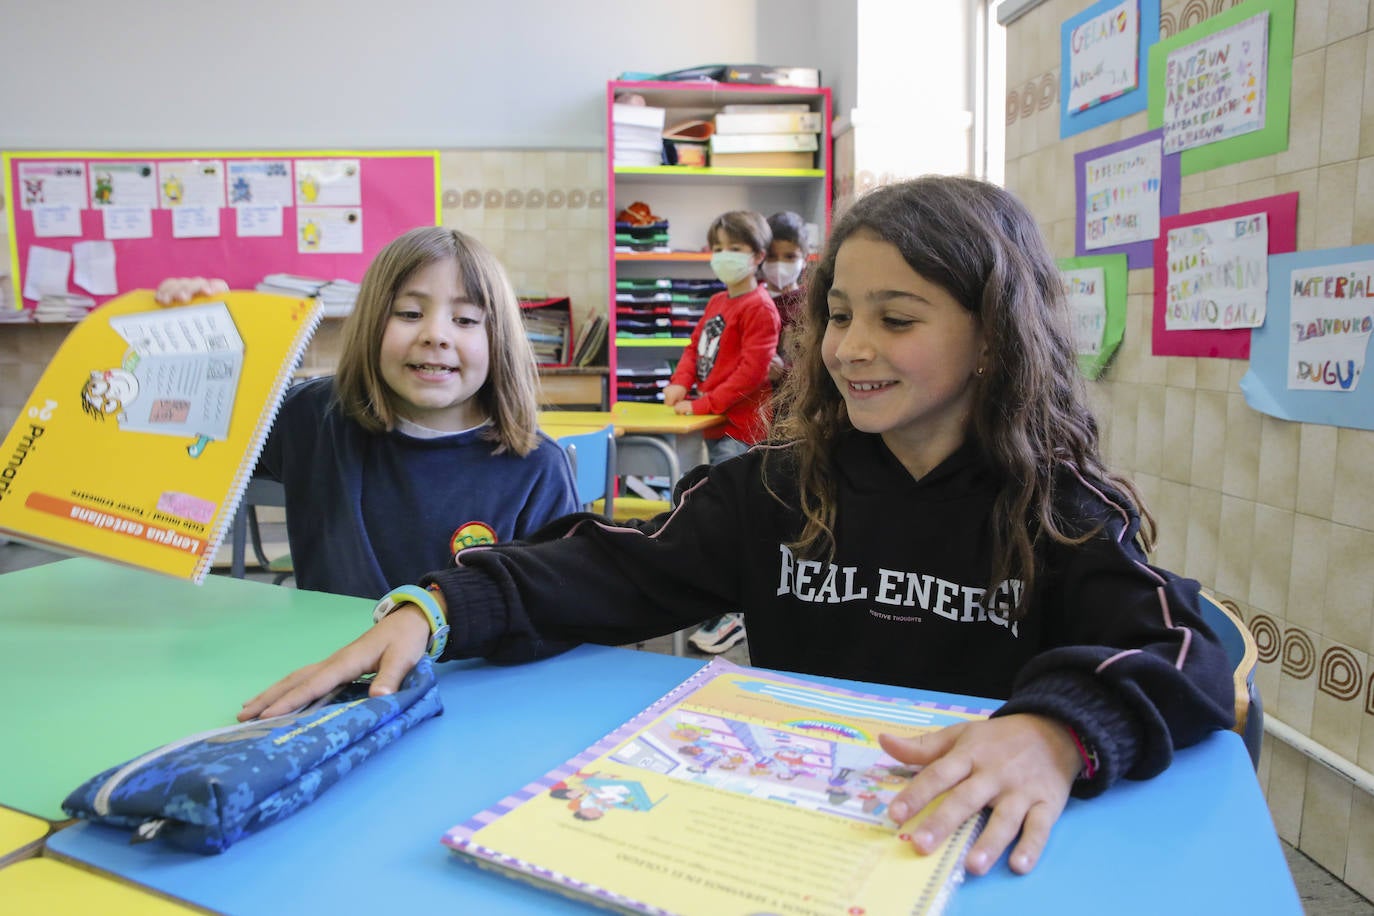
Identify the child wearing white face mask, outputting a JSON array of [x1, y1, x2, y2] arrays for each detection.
[[662, 210, 780, 466], [762, 210, 810, 384], [663, 210, 778, 656]]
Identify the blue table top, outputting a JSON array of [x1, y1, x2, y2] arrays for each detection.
[[45, 643, 1300, 915]]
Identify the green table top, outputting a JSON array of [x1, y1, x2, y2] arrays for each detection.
[[0, 558, 372, 820]]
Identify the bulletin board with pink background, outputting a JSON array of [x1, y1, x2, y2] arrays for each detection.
[[3, 150, 439, 311]]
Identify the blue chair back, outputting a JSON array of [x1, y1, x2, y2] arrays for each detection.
[[1199, 592, 1263, 768], [556, 425, 616, 515]]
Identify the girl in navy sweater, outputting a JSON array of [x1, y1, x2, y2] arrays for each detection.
[[157, 227, 576, 598]]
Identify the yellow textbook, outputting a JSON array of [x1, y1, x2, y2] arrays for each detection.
[[0, 289, 322, 583], [443, 658, 993, 916]]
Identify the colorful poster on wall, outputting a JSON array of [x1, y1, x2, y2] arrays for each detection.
[[3, 150, 440, 313], [1164, 213, 1269, 331], [1059, 253, 1128, 379], [1061, 0, 1159, 138], [1241, 245, 1374, 430], [1067, 0, 1139, 113], [1161, 13, 1269, 154], [1076, 130, 1179, 269], [1147, 0, 1294, 175], [1151, 191, 1296, 358]]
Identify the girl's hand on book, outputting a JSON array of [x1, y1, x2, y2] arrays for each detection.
[[155, 277, 229, 305], [237, 607, 431, 721], [879, 714, 1080, 876]]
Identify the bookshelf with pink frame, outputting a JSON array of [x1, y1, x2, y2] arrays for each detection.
[[605, 80, 832, 406]]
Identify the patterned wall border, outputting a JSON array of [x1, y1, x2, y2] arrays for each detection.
[[441, 187, 605, 210], [1248, 612, 1374, 710], [1006, 69, 1059, 126], [1159, 0, 1247, 38]]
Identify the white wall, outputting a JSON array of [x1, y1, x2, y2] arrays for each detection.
[[2, 0, 829, 150]]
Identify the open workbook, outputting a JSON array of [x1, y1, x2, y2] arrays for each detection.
[[0, 289, 321, 582], [443, 659, 994, 916]]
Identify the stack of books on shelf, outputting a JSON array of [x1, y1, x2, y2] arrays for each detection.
[[614, 219, 671, 253], [317, 279, 359, 318], [612, 101, 667, 167], [571, 314, 608, 367], [615, 277, 719, 341], [709, 103, 822, 169], [615, 363, 676, 403], [33, 292, 96, 322], [256, 274, 358, 317], [520, 300, 572, 366]]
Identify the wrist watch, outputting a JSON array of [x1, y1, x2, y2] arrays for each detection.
[[372, 585, 449, 660]]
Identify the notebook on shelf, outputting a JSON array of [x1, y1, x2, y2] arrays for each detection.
[[0, 289, 322, 583], [442, 658, 992, 916]]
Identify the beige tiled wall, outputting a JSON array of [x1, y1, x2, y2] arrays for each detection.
[[0, 149, 610, 431], [1007, 0, 1374, 898]]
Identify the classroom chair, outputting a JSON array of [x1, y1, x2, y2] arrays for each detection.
[[556, 424, 616, 517], [592, 435, 681, 522], [228, 478, 294, 586], [1199, 591, 1263, 768]]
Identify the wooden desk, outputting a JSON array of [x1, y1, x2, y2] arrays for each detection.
[[537, 366, 608, 409], [0, 559, 370, 820]]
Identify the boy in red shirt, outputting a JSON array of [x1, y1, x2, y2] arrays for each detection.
[[664, 210, 780, 465], [664, 210, 779, 655]]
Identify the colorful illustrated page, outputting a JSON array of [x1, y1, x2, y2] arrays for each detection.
[[444, 660, 994, 916]]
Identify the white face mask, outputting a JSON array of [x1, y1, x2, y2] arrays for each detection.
[[710, 250, 757, 286], [762, 259, 803, 290]]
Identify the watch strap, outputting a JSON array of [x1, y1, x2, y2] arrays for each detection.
[[373, 584, 450, 660]]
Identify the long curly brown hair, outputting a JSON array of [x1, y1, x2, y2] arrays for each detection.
[[767, 176, 1154, 618]]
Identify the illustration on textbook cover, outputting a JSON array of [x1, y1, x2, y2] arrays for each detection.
[[80, 302, 245, 458]]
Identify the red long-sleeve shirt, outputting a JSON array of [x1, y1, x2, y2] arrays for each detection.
[[669, 285, 780, 443]]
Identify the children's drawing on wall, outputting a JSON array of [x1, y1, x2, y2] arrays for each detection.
[[295, 159, 362, 207], [87, 161, 158, 209], [1288, 259, 1374, 392], [80, 301, 245, 458], [1081, 137, 1161, 249], [156, 161, 226, 209], [1067, 0, 1139, 112], [1162, 12, 1269, 154], [1240, 245, 1374, 431], [226, 159, 294, 207], [1165, 213, 1268, 331], [1058, 254, 1127, 379], [296, 207, 363, 254], [18, 162, 88, 209]]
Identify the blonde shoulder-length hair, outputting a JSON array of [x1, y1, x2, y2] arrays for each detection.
[[333, 226, 541, 455]]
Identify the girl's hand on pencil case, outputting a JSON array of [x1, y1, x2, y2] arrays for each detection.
[[878, 714, 1080, 876], [237, 607, 432, 721], [154, 277, 230, 305]]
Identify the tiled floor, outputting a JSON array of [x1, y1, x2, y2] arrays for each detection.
[[3, 536, 1371, 912]]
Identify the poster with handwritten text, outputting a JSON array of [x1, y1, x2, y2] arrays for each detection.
[[1063, 266, 1108, 357], [1068, 0, 1140, 112], [1287, 260, 1374, 392], [1083, 136, 1162, 250], [1163, 12, 1269, 154], [1165, 213, 1269, 330]]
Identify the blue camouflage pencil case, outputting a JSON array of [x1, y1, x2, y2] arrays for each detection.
[[62, 656, 443, 854]]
